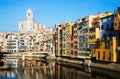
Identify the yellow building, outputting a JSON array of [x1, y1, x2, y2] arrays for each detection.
[[96, 37, 117, 62], [64, 22, 74, 57], [59, 22, 74, 57], [114, 7, 120, 62]]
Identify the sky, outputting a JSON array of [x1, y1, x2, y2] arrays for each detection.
[[0, 0, 120, 32]]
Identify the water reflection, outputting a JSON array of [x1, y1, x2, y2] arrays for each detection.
[[0, 69, 18, 79], [0, 60, 120, 79]]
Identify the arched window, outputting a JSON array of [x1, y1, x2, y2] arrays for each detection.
[[28, 13, 30, 16]]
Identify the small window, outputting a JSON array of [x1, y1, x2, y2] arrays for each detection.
[[103, 52, 105, 59], [106, 24, 109, 30], [111, 42, 113, 46], [98, 51, 100, 59], [111, 23, 114, 30], [115, 14, 117, 18], [28, 13, 30, 16], [103, 34, 106, 40], [108, 17, 111, 20], [101, 19, 103, 22], [101, 25, 104, 30], [101, 42, 102, 46], [108, 52, 112, 60], [115, 23, 117, 26]]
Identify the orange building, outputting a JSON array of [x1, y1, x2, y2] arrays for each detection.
[[57, 24, 65, 56]]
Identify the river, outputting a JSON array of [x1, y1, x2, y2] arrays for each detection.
[[0, 60, 120, 79]]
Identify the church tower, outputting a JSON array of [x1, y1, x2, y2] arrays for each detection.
[[26, 8, 33, 20], [19, 8, 45, 33]]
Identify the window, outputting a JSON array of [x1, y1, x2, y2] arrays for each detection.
[[108, 17, 111, 20], [101, 19, 103, 22], [103, 52, 105, 59], [28, 13, 30, 16], [110, 23, 114, 31], [105, 41, 110, 49], [100, 42, 102, 46], [74, 51, 77, 56], [108, 52, 112, 60], [103, 34, 106, 40], [106, 24, 109, 30], [74, 46, 77, 49], [103, 18, 107, 22], [98, 51, 100, 59], [96, 40, 100, 48], [101, 25, 104, 30], [115, 23, 117, 26], [115, 14, 117, 18]]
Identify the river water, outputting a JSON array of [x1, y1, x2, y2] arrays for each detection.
[[0, 60, 120, 79]]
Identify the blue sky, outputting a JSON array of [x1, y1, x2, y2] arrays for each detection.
[[0, 0, 120, 32]]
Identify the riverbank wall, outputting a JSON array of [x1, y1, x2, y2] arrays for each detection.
[[46, 56, 120, 72], [3, 53, 120, 72]]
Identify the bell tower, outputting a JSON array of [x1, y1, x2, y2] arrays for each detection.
[[26, 8, 33, 20]]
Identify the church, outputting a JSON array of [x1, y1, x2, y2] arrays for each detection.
[[19, 8, 45, 33]]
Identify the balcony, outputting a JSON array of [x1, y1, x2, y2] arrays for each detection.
[[66, 30, 70, 32], [89, 35, 95, 40], [7, 40, 16, 42], [89, 27, 95, 33], [89, 32, 95, 35], [58, 48, 61, 50], [74, 33, 77, 36], [92, 19, 100, 24], [73, 44, 77, 46], [74, 28, 77, 31], [89, 39, 97, 43], [70, 40, 74, 44]]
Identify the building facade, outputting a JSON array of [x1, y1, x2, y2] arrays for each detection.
[[114, 7, 120, 62], [5, 33, 18, 53], [19, 8, 45, 33], [89, 15, 100, 58], [77, 15, 97, 59], [64, 22, 74, 57], [57, 24, 65, 56], [0, 33, 6, 52], [95, 13, 117, 62]]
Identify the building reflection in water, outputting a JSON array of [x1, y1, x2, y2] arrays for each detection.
[[0, 70, 18, 79], [0, 60, 120, 79]]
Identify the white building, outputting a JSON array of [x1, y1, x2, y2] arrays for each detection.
[[19, 8, 45, 33], [6, 34, 18, 53]]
